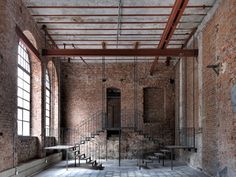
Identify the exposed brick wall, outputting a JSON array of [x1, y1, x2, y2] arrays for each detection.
[[175, 0, 236, 176], [0, 0, 60, 172], [17, 136, 39, 164], [61, 62, 175, 155], [202, 0, 236, 176]]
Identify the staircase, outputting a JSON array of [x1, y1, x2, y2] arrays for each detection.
[[61, 109, 165, 169]]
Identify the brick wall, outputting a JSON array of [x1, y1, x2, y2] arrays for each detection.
[[17, 136, 39, 164], [0, 0, 60, 172], [175, 0, 236, 176], [61, 62, 175, 156], [202, 0, 236, 176]]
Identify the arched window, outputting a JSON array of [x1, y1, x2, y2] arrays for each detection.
[[17, 41, 31, 136], [45, 69, 51, 136]]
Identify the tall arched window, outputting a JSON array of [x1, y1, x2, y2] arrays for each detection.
[[45, 69, 51, 136], [17, 41, 31, 136]]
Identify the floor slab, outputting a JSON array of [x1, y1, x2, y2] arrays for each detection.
[[33, 160, 209, 177]]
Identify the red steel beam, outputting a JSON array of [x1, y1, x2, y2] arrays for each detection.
[[37, 21, 199, 25], [50, 39, 184, 42], [15, 25, 41, 60], [49, 33, 164, 36], [41, 25, 58, 49], [57, 43, 183, 46], [42, 48, 198, 57], [150, 0, 189, 75], [31, 13, 206, 17], [45, 27, 192, 31], [27, 5, 211, 9]]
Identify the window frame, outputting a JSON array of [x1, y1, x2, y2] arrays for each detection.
[[17, 40, 32, 136], [45, 68, 52, 137]]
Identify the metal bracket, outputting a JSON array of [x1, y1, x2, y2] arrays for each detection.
[[207, 63, 221, 75]]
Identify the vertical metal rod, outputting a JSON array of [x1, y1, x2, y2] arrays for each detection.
[[171, 149, 173, 170], [192, 36, 196, 148], [119, 129, 121, 166], [106, 136, 108, 161], [66, 149, 68, 170]]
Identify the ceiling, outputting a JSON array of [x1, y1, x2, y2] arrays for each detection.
[[23, 0, 216, 63]]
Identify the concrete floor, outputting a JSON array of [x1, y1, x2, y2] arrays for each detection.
[[33, 160, 209, 177]]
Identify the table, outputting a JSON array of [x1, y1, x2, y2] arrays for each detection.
[[45, 145, 75, 170], [165, 145, 193, 170]]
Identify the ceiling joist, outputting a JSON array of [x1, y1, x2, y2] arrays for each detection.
[[27, 5, 211, 9], [150, 0, 189, 75]]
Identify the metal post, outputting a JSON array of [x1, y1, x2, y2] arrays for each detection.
[[119, 129, 121, 166], [66, 149, 68, 170], [105, 135, 108, 161], [171, 149, 173, 170]]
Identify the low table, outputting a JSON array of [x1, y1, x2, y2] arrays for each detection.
[[165, 145, 194, 170], [45, 145, 75, 170]]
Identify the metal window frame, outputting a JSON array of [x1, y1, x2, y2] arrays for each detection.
[[45, 68, 52, 137], [17, 41, 32, 136]]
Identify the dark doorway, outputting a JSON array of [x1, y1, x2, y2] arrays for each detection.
[[106, 88, 121, 129]]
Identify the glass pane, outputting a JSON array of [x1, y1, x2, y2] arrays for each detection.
[[18, 120, 22, 135], [23, 122, 30, 136], [25, 83, 30, 92], [23, 110, 30, 121], [24, 100, 30, 110], [46, 103, 50, 110], [17, 87, 23, 98], [17, 97, 22, 107], [46, 118, 50, 126], [24, 91, 30, 101], [17, 109, 22, 121], [18, 68, 23, 79], [46, 110, 49, 117], [46, 90, 50, 97], [26, 74, 30, 83], [46, 128, 49, 137]]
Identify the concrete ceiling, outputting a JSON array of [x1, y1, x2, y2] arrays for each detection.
[[23, 0, 216, 63]]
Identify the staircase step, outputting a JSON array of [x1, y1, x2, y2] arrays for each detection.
[[89, 160, 97, 166], [84, 157, 91, 162], [95, 163, 103, 170], [76, 153, 85, 158]]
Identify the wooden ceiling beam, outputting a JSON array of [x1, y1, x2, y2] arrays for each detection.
[[42, 48, 198, 57], [150, 0, 189, 75]]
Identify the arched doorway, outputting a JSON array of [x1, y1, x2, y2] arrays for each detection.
[[106, 87, 121, 129]]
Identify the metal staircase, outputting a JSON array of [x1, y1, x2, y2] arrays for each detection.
[[60, 109, 166, 169]]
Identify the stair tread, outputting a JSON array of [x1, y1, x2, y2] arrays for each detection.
[[89, 160, 96, 164], [76, 154, 85, 157]]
